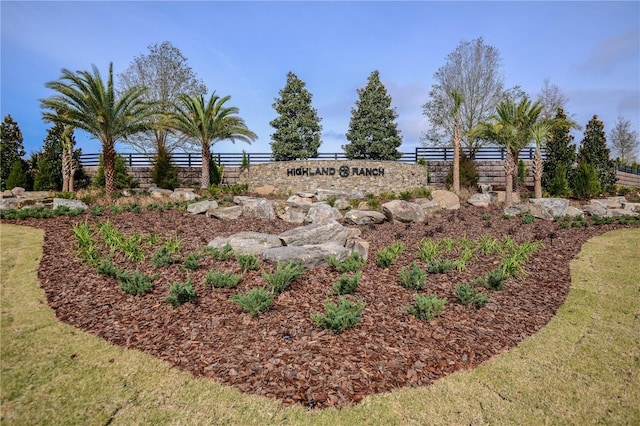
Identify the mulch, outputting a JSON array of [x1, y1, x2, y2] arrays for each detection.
[[5, 203, 637, 409]]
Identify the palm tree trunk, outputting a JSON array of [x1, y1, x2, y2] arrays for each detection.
[[533, 149, 543, 199], [511, 150, 520, 193], [201, 143, 211, 189], [61, 149, 74, 192], [453, 129, 460, 194], [504, 151, 516, 207], [103, 145, 116, 196]]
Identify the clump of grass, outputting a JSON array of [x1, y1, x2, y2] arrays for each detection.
[[205, 270, 242, 289], [230, 288, 273, 318], [262, 260, 305, 294], [482, 213, 491, 220], [118, 270, 154, 296], [327, 252, 365, 273], [366, 193, 380, 209], [398, 262, 427, 290], [183, 253, 202, 271], [331, 271, 361, 295], [311, 297, 365, 334], [90, 205, 105, 216], [151, 246, 175, 268], [520, 213, 535, 224], [475, 268, 509, 290], [166, 278, 197, 307], [237, 253, 260, 272], [377, 241, 404, 268], [405, 294, 446, 320], [427, 258, 458, 274], [72, 221, 99, 265]]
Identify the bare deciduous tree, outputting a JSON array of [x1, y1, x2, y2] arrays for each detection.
[[609, 115, 639, 164]]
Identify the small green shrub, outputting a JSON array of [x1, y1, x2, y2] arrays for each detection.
[[412, 187, 432, 198], [399, 190, 412, 201], [405, 294, 446, 320], [376, 241, 404, 268], [331, 271, 361, 295], [96, 257, 120, 278], [151, 246, 174, 268], [482, 268, 508, 290], [110, 205, 123, 215], [311, 297, 365, 334], [205, 270, 242, 289], [119, 270, 153, 296], [571, 160, 601, 199], [482, 213, 491, 220], [398, 262, 427, 290], [204, 243, 234, 261], [454, 283, 488, 308], [327, 252, 365, 273], [90, 205, 105, 216], [501, 213, 511, 220], [237, 253, 260, 272], [262, 260, 305, 294], [427, 258, 458, 274], [520, 213, 535, 224], [379, 191, 396, 201], [418, 239, 442, 262], [326, 195, 337, 207], [183, 253, 202, 270], [230, 288, 273, 318], [366, 193, 380, 209], [166, 278, 197, 307]]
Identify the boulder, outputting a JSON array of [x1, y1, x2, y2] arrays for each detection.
[[526, 204, 555, 221], [149, 188, 173, 198], [187, 200, 219, 214], [208, 232, 283, 255], [316, 189, 364, 201], [272, 200, 307, 224], [591, 196, 626, 210], [10, 187, 25, 197], [304, 203, 342, 224], [234, 196, 276, 220], [623, 202, 640, 213], [431, 190, 460, 210], [414, 199, 441, 217], [207, 205, 243, 220], [278, 220, 358, 247], [262, 243, 350, 269], [467, 193, 492, 208], [345, 236, 370, 261], [254, 185, 276, 196], [478, 184, 492, 194], [121, 188, 146, 197], [343, 210, 386, 225], [382, 200, 425, 223], [53, 198, 88, 210], [528, 198, 569, 217], [286, 195, 314, 211], [1, 190, 14, 198], [565, 206, 584, 217], [333, 198, 351, 210], [492, 191, 521, 205], [170, 190, 199, 202], [606, 208, 638, 218]]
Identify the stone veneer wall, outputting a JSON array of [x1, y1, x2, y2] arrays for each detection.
[[237, 160, 429, 195], [427, 160, 535, 189]]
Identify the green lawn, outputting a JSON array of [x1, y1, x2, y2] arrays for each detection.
[[1, 223, 639, 425]]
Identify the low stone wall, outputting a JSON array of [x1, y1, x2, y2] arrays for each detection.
[[83, 166, 240, 186], [616, 171, 640, 188], [237, 160, 429, 195], [426, 160, 534, 189]]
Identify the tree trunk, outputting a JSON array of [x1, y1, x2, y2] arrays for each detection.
[[453, 124, 461, 194], [61, 149, 75, 192], [504, 151, 516, 208], [533, 149, 543, 199], [103, 145, 116, 197], [201, 143, 211, 189], [512, 150, 520, 193]]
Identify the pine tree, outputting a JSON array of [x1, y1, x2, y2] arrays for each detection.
[[33, 123, 65, 190], [577, 115, 617, 191], [344, 70, 402, 160], [6, 160, 27, 190], [542, 108, 576, 195], [270, 72, 322, 161], [151, 146, 178, 190], [1, 115, 26, 190]]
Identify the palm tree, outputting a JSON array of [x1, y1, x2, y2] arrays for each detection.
[[450, 89, 464, 194], [530, 122, 551, 199], [473, 97, 544, 206], [170, 93, 257, 188], [41, 63, 157, 195], [60, 125, 76, 192]]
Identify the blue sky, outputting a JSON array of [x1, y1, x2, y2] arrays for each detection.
[[1, 1, 638, 157]]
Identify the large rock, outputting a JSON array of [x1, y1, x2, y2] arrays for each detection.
[[233, 196, 276, 220], [208, 232, 283, 255], [187, 200, 219, 214], [316, 189, 364, 201], [254, 185, 276, 196], [262, 243, 350, 269], [526, 204, 555, 221], [333, 198, 351, 210], [528, 198, 569, 217], [382, 200, 425, 223], [53, 198, 88, 210], [565, 206, 584, 217], [345, 236, 370, 261], [492, 191, 521, 205], [467, 193, 492, 208], [623, 202, 640, 213], [10, 187, 26, 197], [286, 195, 314, 211], [150, 188, 174, 199], [170, 189, 199, 202], [207, 205, 243, 220], [343, 210, 386, 225], [272, 201, 307, 224], [430, 190, 460, 210], [278, 220, 358, 247], [414, 199, 441, 217], [304, 203, 342, 224]]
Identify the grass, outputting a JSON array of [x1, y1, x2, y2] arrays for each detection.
[[2, 223, 639, 425]]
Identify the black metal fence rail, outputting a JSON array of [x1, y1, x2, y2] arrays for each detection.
[[79, 146, 546, 168], [616, 164, 640, 175]]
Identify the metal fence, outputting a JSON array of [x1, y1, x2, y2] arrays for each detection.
[[616, 163, 640, 175], [79, 146, 545, 168]]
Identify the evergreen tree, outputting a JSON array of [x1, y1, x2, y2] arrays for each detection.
[[344, 70, 402, 160], [542, 108, 576, 194], [6, 160, 28, 190], [577, 115, 617, 191], [93, 154, 137, 189], [1, 115, 26, 190], [33, 123, 65, 190], [151, 146, 178, 190], [270, 72, 322, 161]]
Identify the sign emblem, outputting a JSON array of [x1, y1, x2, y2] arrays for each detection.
[[339, 165, 350, 178]]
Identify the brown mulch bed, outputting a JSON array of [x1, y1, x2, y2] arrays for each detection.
[[6, 204, 638, 409]]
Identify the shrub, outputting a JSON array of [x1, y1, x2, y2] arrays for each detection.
[[230, 288, 273, 318], [427, 258, 458, 274], [517, 159, 528, 186], [204, 243, 234, 261], [6, 160, 28, 190], [412, 186, 432, 198], [311, 297, 365, 334], [571, 160, 601, 199], [151, 146, 178, 190], [237, 253, 260, 272], [482, 213, 491, 220], [501, 213, 511, 220], [366, 193, 380, 209], [90, 205, 105, 216], [96, 257, 119, 278], [331, 271, 361, 295], [445, 149, 478, 189], [454, 283, 488, 308], [92, 154, 137, 189], [326, 195, 337, 207], [398, 262, 427, 290], [481, 268, 508, 290], [205, 270, 242, 289], [261, 260, 305, 294], [151, 246, 175, 268], [405, 294, 446, 320], [210, 159, 225, 186], [183, 253, 202, 270], [547, 164, 571, 198], [399, 190, 412, 201], [376, 241, 404, 268], [520, 213, 535, 224], [118, 270, 153, 296], [327, 252, 365, 273], [166, 278, 197, 307]]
